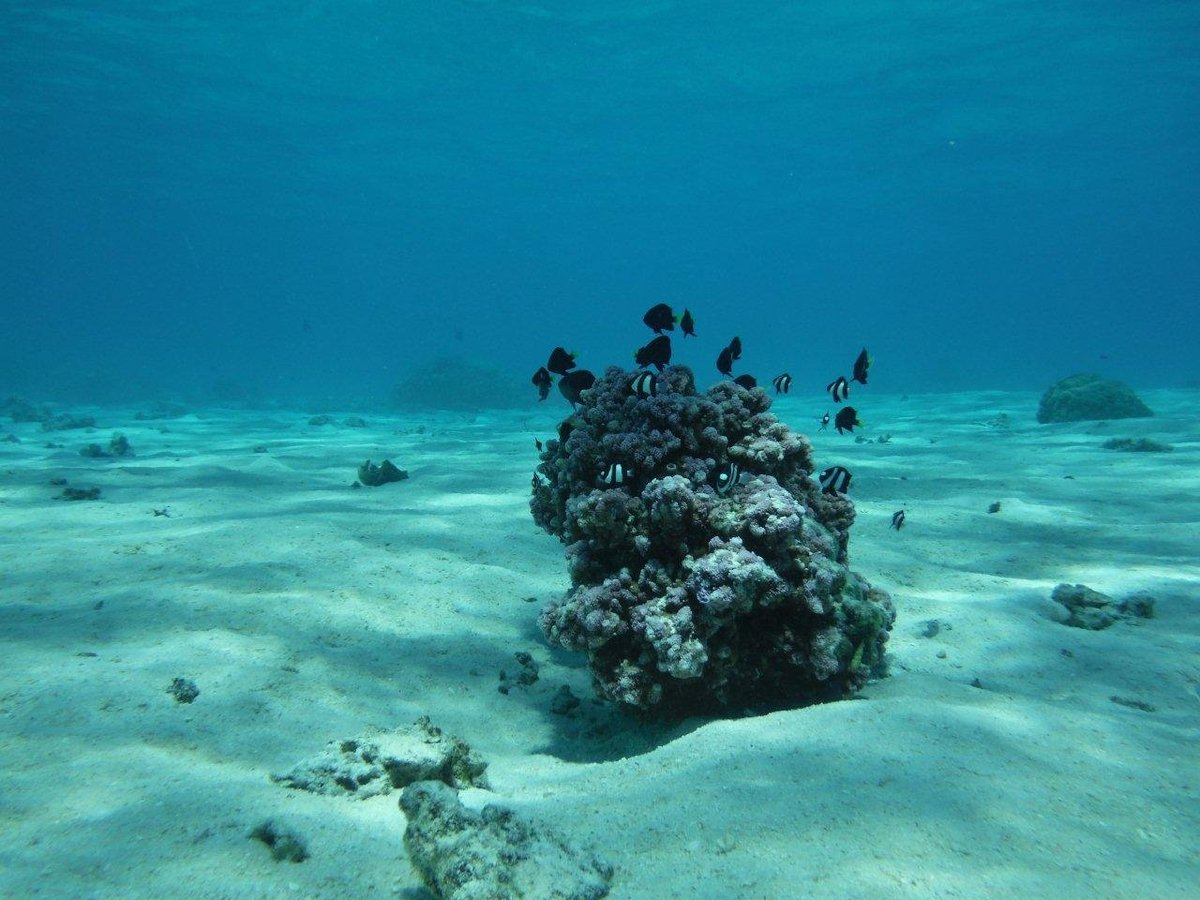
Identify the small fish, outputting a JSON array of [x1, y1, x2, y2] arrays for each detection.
[[818, 412, 830, 431], [680, 308, 696, 337], [733, 374, 757, 390], [600, 462, 632, 486], [534, 438, 543, 452], [531, 366, 552, 401], [890, 509, 905, 530], [852, 348, 872, 385], [635, 335, 672, 371], [729, 336, 743, 361], [643, 303, 676, 334], [557, 417, 578, 444], [772, 373, 792, 395], [547, 347, 576, 376], [630, 371, 658, 398], [716, 345, 735, 376], [826, 376, 850, 403], [713, 461, 741, 495], [818, 465, 852, 495], [559, 369, 596, 406], [834, 406, 861, 434]]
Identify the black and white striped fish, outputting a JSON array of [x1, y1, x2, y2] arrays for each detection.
[[713, 461, 741, 495], [772, 373, 792, 394], [890, 509, 905, 530], [818, 465, 852, 495], [629, 371, 658, 398], [826, 376, 850, 403], [601, 462, 632, 487]]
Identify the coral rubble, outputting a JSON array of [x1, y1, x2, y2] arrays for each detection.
[[400, 780, 612, 900], [273, 717, 488, 798], [1051, 583, 1156, 630], [530, 365, 894, 715]]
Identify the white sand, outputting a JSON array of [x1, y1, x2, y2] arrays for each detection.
[[1, 390, 1196, 898]]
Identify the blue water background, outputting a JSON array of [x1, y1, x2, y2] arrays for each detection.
[[2, 1, 1197, 405]]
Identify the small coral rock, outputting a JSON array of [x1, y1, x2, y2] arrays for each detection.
[[1036, 373, 1153, 423], [272, 717, 488, 797], [1051, 583, 1156, 630], [400, 780, 612, 900]]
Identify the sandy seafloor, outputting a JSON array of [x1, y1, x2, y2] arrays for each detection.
[[1, 387, 1197, 899]]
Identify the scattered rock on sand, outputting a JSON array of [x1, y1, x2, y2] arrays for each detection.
[[1100, 437, 1172, 453], [400, 780, 613, 900], [249, 820, 309, 862], [358, 458, 408, 486], [1036, 373, 1152, 423], [272, 717, 488, 798], [58, 486, 101, 501], [1050, 583, 1156, 630], [168, 677, 199, 703]]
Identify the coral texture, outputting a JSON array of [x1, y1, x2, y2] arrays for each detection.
[[1036, 373, 1153, 423], [400, 780, 612, 900], [531, 365, 894, 714]]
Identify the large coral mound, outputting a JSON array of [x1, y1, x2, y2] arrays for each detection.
[[530, 365, 894, 715], [1036, 373, 1152, 423]]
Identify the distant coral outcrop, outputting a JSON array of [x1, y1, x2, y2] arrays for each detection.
[[1036, 373, 1152, 423]]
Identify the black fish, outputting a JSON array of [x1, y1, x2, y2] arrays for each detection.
[[852, 348, 871, 385], [819, 465, 852, 495], [643, 303, 676, 334], [534, 438, 543, 452], [733, 374, 757, 390], [819, 412, 830, 431], [531, 366, 552, 401], [716, 345, 735, 376], [713, 461, 741, 495], [600, 462, 632, 486], [680, 308, 696, 337], [557, 417, 577, 444], [547, 347, 576, 376], [834, 406, 861, 434], [635, 335, 672, 371], [559, 369, 596, 406], [890, 509, 905, 530], [826, 376, 850, 403], [729, 336, 743, 361], [772, 373, 792, 395], [629, 371, 658, 398]]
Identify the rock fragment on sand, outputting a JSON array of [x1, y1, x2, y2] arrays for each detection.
[[249, 819, 309, 862], [400, 780, 612, 900], [1050, 583, 1156, 630], [1036, 373, 1152, 423], [168, 677, 199, 703], [272, 717, 488, 798], [358, 458, 409, 486], [1100, 437, 1172, 453]]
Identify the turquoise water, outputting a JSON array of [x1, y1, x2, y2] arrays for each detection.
[[2, 2, 1197, 403]]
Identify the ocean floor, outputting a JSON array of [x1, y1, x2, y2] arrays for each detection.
[[1, 388, 1197, 898]]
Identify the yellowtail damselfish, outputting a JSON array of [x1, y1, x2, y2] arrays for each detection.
[[834, 406, 862, 434], [635, 335, 671, 371], [643, 303, 675, 334]]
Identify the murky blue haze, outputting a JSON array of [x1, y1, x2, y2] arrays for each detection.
[[2, 2, 1197, 406]]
